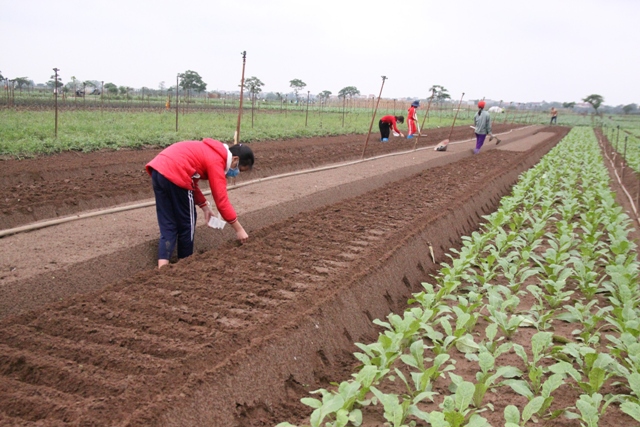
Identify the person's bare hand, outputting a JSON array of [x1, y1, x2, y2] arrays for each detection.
[[236, 229, 249, 243], [230, 220, 249, 243], [201, 205, 214, 223]]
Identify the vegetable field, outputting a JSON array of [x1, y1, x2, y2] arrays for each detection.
[[277, 127, 640, 427], [0, 124, 638, 427]]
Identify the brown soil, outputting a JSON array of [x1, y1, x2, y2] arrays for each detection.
[[1, 125, 637, 427], [0, 124, 520, 231]]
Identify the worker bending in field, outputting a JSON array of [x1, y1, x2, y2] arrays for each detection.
[[146, 139, 254, 268], [473, 101, 492, 154], [379, 115, 405, 142]]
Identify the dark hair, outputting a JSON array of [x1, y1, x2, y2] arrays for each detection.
[[229, 143, 255, 169], [396, 115, 405, 124]]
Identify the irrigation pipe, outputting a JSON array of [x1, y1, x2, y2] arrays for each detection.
[[597, 135, 640, 225], [0, 127, 524, 239]]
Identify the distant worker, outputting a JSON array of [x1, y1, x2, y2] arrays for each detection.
[[473, 100, 492, 154], [407, 100, 420, 139], [166, 96, 171, 110], [146, 139, 255, 268], [550, 107, 558, 125], [379, 115, 405, 142]]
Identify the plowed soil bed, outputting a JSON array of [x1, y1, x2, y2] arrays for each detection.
[[0, 125, 612, 427], [0, 125, 521, 230]]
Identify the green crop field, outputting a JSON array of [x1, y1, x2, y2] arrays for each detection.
[[0, 101, 606, 158]]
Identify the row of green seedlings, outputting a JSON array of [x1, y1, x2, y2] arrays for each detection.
[[276, 126, 640, 427]]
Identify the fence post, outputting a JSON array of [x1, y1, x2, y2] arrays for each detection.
[[305, 90, 310, 127], [636, 172, 640, 211], [53, 68, 59, 138], [175, 74, 179, 132], [622, 136, 628, 180]]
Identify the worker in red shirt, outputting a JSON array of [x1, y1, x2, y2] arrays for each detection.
[[379, 115, 405, 142], [407, 100, 420, 139], [146, 139, 254, 268]]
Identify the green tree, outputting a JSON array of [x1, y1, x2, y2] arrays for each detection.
[[318, 90, 332, 101], [0, 71, 4, 81], [582, 94, 604, 114], [429, 84, 450, 102], [338, 86, 360, 112], [68, 76, 79, 95], [244, 76, 264, 99], [179, 70, 207, 93], [13, 77, 31, 92], [104, 82, 118, 96], [179, 70, 207, 111], [562, 102, 576, 109], [47, 74, 63, 90], [317, 90, 332, 115], [338, 86, 360, 99], [244, 76, 265, 127], [622, 104, 637, 114], [289, 78, 306, 104]]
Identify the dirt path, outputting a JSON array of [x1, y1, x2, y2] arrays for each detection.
[[0, 126, 578, 426]]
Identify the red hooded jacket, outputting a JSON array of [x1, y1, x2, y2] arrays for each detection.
[[380, 115, 402, 134], [146, 138, 237, 223]]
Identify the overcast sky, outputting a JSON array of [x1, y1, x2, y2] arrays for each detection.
[[2, 0, 638, 106]]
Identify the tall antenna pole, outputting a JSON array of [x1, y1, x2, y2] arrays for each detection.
[[447, 92, 465, 141], [53, 68, 59, 138], [413, 87, 436, 150], [235, 51, 247, 145], [175, 74, 179, 131], [361, 76, 387, 159]]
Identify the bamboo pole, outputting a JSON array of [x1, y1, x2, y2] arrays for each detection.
[[234, 51, 247, 145], [361, 76, 387, 159], [413, 88, 436, 150]]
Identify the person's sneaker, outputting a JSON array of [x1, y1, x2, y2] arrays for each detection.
[[381, 138, 389, 142], [473, 148, 480, 154], [406, 135, 413, 139]]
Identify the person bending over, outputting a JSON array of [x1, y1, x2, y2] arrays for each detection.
[[379, 115, 405, 141], [146, 139, 254, 268]]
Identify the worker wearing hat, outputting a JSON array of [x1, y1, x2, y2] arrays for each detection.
[[406, 100, 420, 139], [473, 101, 492, 154]]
